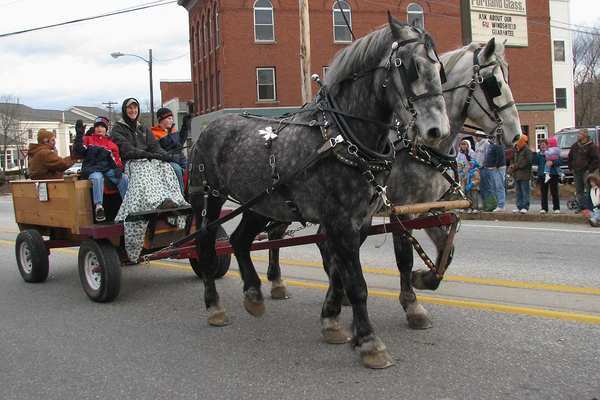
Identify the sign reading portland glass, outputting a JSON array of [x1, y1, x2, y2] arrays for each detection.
[[462, 0, 528, 47]]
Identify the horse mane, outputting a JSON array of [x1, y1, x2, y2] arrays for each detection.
[[441, 42, 509, 75], [324, 23, 414, 95]]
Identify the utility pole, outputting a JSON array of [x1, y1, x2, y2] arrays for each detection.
[[149, 48, 155, 126], [298, 0, 312, 104], [102, 101, 118, 123]]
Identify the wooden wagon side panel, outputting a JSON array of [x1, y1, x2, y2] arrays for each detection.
[[10, 177, 93, 234]]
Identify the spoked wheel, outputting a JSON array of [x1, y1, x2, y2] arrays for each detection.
[[189, 226, 231, 279], [78, 239, 121, 303], [15, 229, 49, 283]]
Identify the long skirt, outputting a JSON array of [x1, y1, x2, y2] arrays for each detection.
[[115, 159, 189, 262]]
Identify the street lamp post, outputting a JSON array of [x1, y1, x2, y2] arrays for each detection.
[[111, 49, 155, 125]]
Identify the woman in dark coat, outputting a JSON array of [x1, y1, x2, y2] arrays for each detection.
[[110, 98, 189, 262]]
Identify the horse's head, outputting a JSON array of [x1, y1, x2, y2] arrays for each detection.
[[443, 38, 521, 146], [386, 14, 450, 145]]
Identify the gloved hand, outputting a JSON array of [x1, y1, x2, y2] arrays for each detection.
[[181, 114, 192, 134], [75, 120, 86, 136], [113, 168, 123, 179]]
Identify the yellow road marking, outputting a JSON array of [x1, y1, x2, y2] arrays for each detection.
[[249, 255, 600, 296], [149, 262, 600, 325], [3, 239, 600, 324], [2, 238, 599, 296]]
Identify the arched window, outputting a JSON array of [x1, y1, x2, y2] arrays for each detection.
[[214, 2, 220, 48], [254, 0, 274, 42], [333, 1, 352, 43], [407, 3, 424, 29]]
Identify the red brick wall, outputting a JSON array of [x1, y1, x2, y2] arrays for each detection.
[[160, 81, 193, 105], [186, 0, 554, 118]]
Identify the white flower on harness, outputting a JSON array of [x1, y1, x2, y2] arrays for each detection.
[[258, 126, 277, 141]]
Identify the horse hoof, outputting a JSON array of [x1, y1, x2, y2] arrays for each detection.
[[322, 328, 351, 344], [358, 337, 394, 369], [321, 317, 351, 344], [270, 279, 289, 300], [207, 306, 230, 327], [406, 305, 433, 330], [412, 269, 441, 291]]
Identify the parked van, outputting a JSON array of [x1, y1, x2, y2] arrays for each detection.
[[554, 127, 600, 182]]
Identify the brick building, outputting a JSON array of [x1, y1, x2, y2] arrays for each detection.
[[178, 0, 556, 148], [160, 80, 194, 128]]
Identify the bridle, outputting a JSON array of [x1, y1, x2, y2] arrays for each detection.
[[443, 46, 515, 144]]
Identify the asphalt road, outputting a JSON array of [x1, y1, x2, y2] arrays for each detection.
[[0, 195, 599, 400]]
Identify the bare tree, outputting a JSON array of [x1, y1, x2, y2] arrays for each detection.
[[573, 25, 600, 126], [0, 95, 22, 174]]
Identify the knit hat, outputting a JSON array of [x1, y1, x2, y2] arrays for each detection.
[[37, 129, 55, 144], [515, 134, 528, 150], [93, 116, 110, 131], [156, 107, 173, 122], [548, 136, 558, 147]]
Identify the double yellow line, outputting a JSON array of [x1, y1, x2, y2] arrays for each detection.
[[2, 238, 599, 324]]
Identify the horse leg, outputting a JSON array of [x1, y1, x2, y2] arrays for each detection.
[[190, 192, 229, 326], [411, 226, 451, 291], [316, 226, 351, 344], [266, 222, 290, 300], [322, 220, 393, 369], [392, 222, 433, 330], [230, 210, 270, 317]]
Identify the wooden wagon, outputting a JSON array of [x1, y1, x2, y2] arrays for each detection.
[[10, 176, 467, 303]]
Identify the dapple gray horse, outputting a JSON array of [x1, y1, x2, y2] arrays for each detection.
[[187, 16, 449, 369], [266, 38, 522, 330]]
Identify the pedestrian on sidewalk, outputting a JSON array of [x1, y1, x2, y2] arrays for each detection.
[[481, 140, 506, 212], [587, 174, 600, 227], [509, 134, 532, 213], [568, 128, 600, 212], [535, 139, 561, 214], [473, 134, 490, 210]]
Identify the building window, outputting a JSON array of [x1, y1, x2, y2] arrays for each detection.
[[256, 67, 276, 101], [333, 1, 352, 43], [254, 0, 274, 42], [553, 40, 565, 62], [555, 88, 567, 109], [214, 3, 220, 48], [407, 3, 424, 29], [27, 129, 33, 140], [535, 125, 548, 150]]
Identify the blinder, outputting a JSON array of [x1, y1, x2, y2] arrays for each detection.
[[481, 75, 502, 98]]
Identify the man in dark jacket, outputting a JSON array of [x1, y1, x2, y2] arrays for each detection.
[[110, 98, 172, 163], [568, 129, 600, 211], [151, 107, 190, 193], [482, 141, 506, 211], [509, 134, 533, 213]]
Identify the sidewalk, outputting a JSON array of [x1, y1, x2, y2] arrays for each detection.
[[460, 186, 589, 224]]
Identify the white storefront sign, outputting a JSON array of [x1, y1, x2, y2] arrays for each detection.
[[466, 0, 528, 47]]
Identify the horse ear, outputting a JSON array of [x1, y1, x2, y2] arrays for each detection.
[[388, 11, 403, 39], [481, 37, 496, 61]]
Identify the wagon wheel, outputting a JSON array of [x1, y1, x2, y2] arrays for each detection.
[[189, 226, 231, 279], [15, 229, 49, 283], [78, 239, 121, 303]]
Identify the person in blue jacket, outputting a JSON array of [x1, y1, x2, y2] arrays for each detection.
[[535, 139, 561, 213]]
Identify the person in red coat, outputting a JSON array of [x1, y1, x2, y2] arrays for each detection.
[[74, 117, 128, 222]]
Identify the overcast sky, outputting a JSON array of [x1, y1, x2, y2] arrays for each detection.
[[0, 0, 599, 112]]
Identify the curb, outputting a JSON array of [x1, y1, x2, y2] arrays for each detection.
[[459, 211, 587, 224]]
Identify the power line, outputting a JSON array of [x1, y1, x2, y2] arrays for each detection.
[[0, 0, 176, 39], [154, 52, 190, 62]]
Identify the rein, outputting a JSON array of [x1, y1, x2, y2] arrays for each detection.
[[442, 47, 515, 144]]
